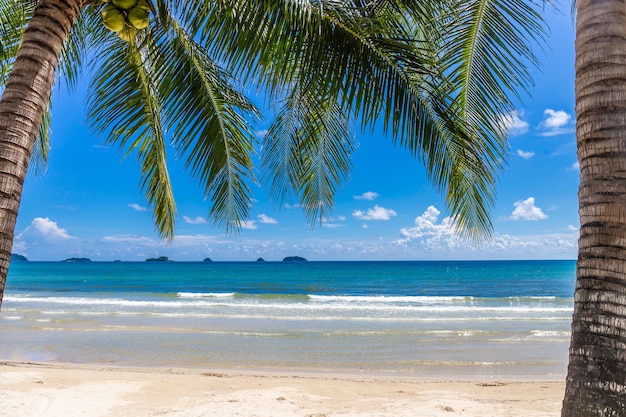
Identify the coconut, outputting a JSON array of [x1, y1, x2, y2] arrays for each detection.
[[102, 5, 126, 32], [112, 0, 136, 10], [117, 26, 137, 42], [127, 6, 150, 29], [136, 0, 150, 10]]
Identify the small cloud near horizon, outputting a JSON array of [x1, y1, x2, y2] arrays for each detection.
[[354, 191, 380, 201], [128, 203, 147, 212], [257, 214, 278, 224], [237, 220, 258, 230], [183, 216, 207, 225], [15, 217, 73, 252], [516, 149, 535, 159], [352, 205, 397, 221]]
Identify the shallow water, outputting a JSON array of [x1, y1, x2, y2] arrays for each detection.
[[0, 260, 574, 378]]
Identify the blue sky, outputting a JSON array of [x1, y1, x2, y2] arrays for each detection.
[[12, 7, 579, 261]]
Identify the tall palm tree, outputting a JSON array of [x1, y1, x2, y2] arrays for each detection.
[[561, 0, 626, 415], [0, 0, 545, 311]]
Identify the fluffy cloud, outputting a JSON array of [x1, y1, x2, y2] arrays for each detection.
[[500, 111, 529, 135], [539, 109, 574, 136], [354, 191, 380, 201], [128, 203, 147, 212], [395, 206, 577, 259], [17, 217, 72, 241], [510, 197, 548, 221], [183, 216, 207, 225], [14, 218, 74, 256], [352, 205, 397, 221], [516, 149, 535, 159], [397, 206, 457, 245], [257, 214, 278, 224]]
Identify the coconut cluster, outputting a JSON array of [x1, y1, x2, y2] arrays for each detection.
[[101, 0, 150, 42]]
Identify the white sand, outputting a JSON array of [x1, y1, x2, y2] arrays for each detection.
[[0, 362, 564, 417]]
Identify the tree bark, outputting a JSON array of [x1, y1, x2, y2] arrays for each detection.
[[0, 0, 85, 309], [562, 0, 626, 415]]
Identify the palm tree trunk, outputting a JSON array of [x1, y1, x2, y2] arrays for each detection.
[[562, 0, 626, 415], [0, 0, 84, 309]]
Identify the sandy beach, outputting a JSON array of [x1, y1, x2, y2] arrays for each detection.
[[0, 362, 564, 417]]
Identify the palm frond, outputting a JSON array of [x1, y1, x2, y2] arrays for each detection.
[[397, 0, 547, 240], [0, 0, 34, 85], [158, 18, 259, 233], [87, 30, 176, 240], [28, 98, 51, 176], [57, 7, 96, 91], [262, 84, 356, 223]]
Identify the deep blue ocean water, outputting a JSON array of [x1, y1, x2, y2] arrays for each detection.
[[0, 260, 575, 378]]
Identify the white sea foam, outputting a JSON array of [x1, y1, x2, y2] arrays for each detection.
[[5, 294, 572, 315], [308, 295, 473, 303], [177, 292, 235, 298]]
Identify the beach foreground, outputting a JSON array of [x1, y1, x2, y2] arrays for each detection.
[[0, 362, 564, 417]]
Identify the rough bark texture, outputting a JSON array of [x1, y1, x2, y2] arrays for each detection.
[[562, 0, 626, 415], [0, 0, 85, 309]]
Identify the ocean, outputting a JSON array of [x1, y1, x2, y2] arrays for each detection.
[[0, 260, 575, 379]]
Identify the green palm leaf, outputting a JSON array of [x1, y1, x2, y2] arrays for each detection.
[[158, 17, 259, 233], [262, 83, 356, 223], [88, 29, 176, 239]]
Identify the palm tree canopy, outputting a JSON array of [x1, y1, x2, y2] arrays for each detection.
[[0, 0, 547, 241]]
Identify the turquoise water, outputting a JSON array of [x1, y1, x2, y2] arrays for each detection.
[[0, 260, 575, 378]]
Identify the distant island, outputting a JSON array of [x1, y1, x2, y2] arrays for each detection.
[[62, 257, 91, 263], [282, 256, 307, 262], [256, 258, 265, 262], [203, 257, 213, 262], [146, 256, 171, 262], [10, 253, 28, 262]]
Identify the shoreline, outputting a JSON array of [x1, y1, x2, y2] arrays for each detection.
[[1, 361, 565, 417]]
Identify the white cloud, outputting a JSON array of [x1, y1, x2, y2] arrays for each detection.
[[238, 220, 258, 230], [15, 218, 73, 253], [539, 109, 574, 136], [19, 217, 72, 240], [352, 205, 397, 221], [183, 216, 207, 225], [516, 149, 535, 159], [510, 197, 548, 221], [567, 225, 579, 231], [322, 223, 344, 229], [394, 206, 577, 259], [322, 215, 346, 228], [397, 206, 457, 244], [354, 191, 380, 201], [128, 203, 147, 212], [500, 111, 529, 135], [257, 214, 278, 224], [569, 161, 580, 171]]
